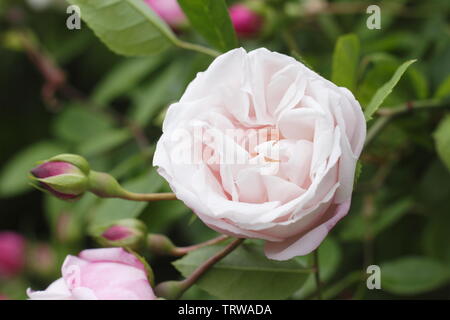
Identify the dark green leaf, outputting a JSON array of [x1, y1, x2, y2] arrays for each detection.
[[177, 0, 238, 52], [340, 197, 413, 242], [92, 55, 167, 105], [77, 129, 132, 157], [381, 256, 450, 295], [52, 105, 114, 143]]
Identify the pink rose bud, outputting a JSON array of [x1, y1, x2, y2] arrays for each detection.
[[96, 219, 147, 250], [27, 248, 156, 300], [144, 0, 186, 28], [29, 154, 90, 201], [0, 294, 8, 300], [0, 231, 26, 278], [229, 4, 263, 38]]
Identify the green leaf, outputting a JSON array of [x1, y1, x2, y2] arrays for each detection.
[[177, 0, 238, 52], [381, 256, 450, 295], [434, 74, 450, 99], [422, 212, 450, 266], [434, 115, 450, 172], [331, 34, 360, 92], [0, 142, 65, 197], [77, 129, 132, 157], [293, 237, 342, 299], [173, 242, 311, 299], [92, 55, 167, 105], [53, 105, 114, 143], [364, 59, 416, 121], [129, 61, 184, 126], [340, 197, 413, 242], [67, 0, 177, 56], [89, 170, 164, 229]]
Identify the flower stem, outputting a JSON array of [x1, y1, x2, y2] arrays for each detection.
[[313, 249, 323, 300], [176, 238, 245, 298], [119, 191, 177, 202], [172, 235, 230, 256]]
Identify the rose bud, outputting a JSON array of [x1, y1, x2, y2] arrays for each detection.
[[0, 294, 8, 300], [146, 234, 177, 256], [144, 0, 186, 29], [95, 219, 147, 251], [153, 48, 366, 261], [229, 3, 264, 38], [154, 280, 185, 300], [27, 248, 156, 300], [0, 231, 26, 278], [29, 154, 90, 201]]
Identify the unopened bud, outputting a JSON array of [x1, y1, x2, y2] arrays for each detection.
[[229, 3, 264, 38], [29, 154, 90, 201], [154, 280, 185, 300], [146, 234, 177, 256], [95, 219, 147, 251]]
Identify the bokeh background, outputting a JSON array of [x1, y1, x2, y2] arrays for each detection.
[[0, 0, 449, 300]]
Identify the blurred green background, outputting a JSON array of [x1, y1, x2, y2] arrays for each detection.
[[0, 0, 449, 300]]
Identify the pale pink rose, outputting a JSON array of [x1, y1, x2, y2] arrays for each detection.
[[144, 0, 186, 28], [0, 231, 25, 278], [154, 48, 366, 261], [27, 248, 156, 300]]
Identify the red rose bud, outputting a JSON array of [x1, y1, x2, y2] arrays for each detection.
[[0, 231, 26, 278], [95, 219, 147, 250], [229, 4, 264, 38], [29, 154, 90, 201]]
